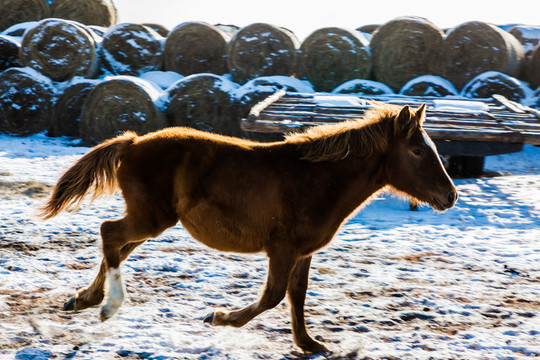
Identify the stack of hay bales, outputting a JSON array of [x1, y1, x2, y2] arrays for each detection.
[[227, 23, 299, 84], [164, 22, 229, 76], [331, 79, 394, 95], [299, 27, 371, 92], [370, 17, 445, 93]]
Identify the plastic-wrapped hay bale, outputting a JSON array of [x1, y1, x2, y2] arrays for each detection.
[[0, 35, 20, 71], [50, 0, 117, 27], [0, 67, 55, 136], [100, 23, 164, 76], [299, 27, 371, 92], [460, 71, 529, 102], [20, 19, 98, 81], [508, 25, 540, 56], [80, 76, 167, 144], [524, 45, 540, 89], [50, 78, 101, 137], [370, 16, 444, 92], [228, 23, 299, 84], [331, 79, 394, 95], [166, 73, 241, 137], [164, 22, 229, 76], [440, 21, 524, 90], [0, 0, 50, 31], [399, 75, 458, 97]]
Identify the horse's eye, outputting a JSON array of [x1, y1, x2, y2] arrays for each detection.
[[413, 149, 424, 157]]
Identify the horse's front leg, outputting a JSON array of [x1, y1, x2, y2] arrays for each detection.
[[287, 256, 328, 353], [64, 240, 146, 312], [204, 247, 297, 328]]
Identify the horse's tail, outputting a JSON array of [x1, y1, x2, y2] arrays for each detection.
[[40, 132, 138, 219]]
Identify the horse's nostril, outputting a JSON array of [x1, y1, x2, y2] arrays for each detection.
[[447, 190, 458, 205]]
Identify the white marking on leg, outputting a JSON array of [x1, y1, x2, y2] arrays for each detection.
[[101, 268, 125, 321]]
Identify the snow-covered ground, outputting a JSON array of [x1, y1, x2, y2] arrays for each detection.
[[0, 133, 539, 359]]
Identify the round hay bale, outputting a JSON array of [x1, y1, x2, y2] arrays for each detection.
[[460, 71, 529, 102], [399, 75, 458, 97], [143, 23, 169, 37], [139, 70, 184, 90], [227, 23, 299, 84], [299, 27, 371, 92], [166, 73, 242, 137], [370, 16, 445, 92], [524, 45, 540, 89], [440, 21, 525, 90], [100, 23, 164, 76], [0, 0, 50, 32], [509, 25, 540, 56], [0, 67, 55, 136], [331, 79, 394, 95], [50, 0, 117, 27], [0, 35, 21, 71], [20, 18, 98, 81], [164, 22, 229, 76], [80, 76, 167, 144], [50, 78, 101, 137]]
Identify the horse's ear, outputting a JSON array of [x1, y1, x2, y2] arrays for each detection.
[[395, 105, 414, 135], [415, 103, 427, 126]]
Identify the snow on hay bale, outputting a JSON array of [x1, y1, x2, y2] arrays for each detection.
[[100, 23, 164, 76], [0, 35, 21, 72], [143, 23, 170, 37], [0, 0, 50, 32], [164, 22, 229, 76], [2, 21, 39, 37], [524, 45, 540, 89], [370, 16, 444, 93], [399, 75, 458, 97], [20, 19, 99, 81], [460, 71, 529, 102], [80, 76, 167, 144], [440, 21, 524, 90], [50, 0, 118, 27], [331, 79, 394, 95], [235, 75, 314, 118], [165, 73, 242, 137], [0, 67, 55, 136], [227, 23, 299, 84], [298, 27, 371, 92], [50, 78, 101, 138]]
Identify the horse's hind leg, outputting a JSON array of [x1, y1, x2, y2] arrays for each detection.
[[64, 240, 145, 312], [287, 256, 327, 353], [205, 247, 297, 327]]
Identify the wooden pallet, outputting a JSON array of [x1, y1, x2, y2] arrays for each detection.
[[241, 91, 540, 154]]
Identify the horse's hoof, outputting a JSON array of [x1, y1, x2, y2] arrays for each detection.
[[203, 312, 214, 324], [63, 297, 76, 311]]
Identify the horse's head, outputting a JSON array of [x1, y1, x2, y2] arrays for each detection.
[[386, 104, 458, 211]]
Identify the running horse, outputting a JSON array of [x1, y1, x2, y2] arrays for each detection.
[[41, 103, 457, 353]]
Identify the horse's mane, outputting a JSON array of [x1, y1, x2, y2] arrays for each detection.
[[286, 103, 403, 162]]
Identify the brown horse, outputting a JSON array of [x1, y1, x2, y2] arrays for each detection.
[[41, 103, 457, 353]]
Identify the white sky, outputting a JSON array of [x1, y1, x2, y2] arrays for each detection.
[[114, 0, 540, 40]]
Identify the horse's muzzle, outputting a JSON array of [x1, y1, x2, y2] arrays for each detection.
[[432, 188, 458, 211]]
